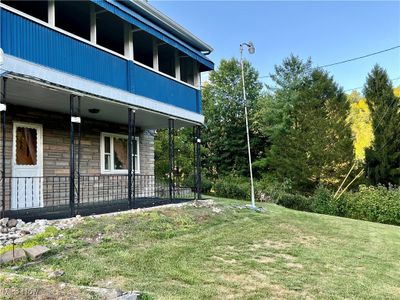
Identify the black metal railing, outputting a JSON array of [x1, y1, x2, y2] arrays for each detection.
[[1, 174, 194, 221]]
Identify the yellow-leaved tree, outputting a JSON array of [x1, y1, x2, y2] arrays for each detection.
[[347, 90, 373, 161], [347, 85, 400, 161]]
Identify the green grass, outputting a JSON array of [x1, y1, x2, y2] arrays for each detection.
[[1, 197, 400, 299]]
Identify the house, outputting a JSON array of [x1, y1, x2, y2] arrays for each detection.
[[0, 0, 213, 221]]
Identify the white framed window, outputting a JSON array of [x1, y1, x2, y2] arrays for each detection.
[[100, 132, 140, 174]]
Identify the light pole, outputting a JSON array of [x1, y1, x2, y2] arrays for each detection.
[[240, 42, 256, 209]]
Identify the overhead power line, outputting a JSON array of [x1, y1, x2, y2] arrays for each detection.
[[259, 45, 400, 79], [320, 45, 400, 68]]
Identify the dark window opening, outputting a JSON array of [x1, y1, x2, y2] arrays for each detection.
[[133, 30, 153, 68], [3, 0, 48, 22], [55, 0, 90, 40], [158, 44, 176, 77], [180, 56, 194, 85], [97, 12, 124, 55]]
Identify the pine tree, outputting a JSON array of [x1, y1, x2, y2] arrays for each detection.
[[202, 58, 264, 178], [256, 55, 355, 192], [364, 65, 400, 185]]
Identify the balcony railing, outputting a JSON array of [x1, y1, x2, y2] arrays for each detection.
[[0, 8, 202, 114], [1, 175, 194, 221]]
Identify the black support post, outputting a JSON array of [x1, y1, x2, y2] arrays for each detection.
[[69, 95, 81, 217], [195, 125, 202, 200], [1, 78, 7, 218], [168, 118, 175, 201], [128, 108, 132, 208], [132, 111, 136, 204], [76, 96, 81, 213], [193, 126, 196, 200], [69, 95, 75, 217]]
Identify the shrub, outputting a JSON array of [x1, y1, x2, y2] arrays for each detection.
[[255, 176, 293, 203], [182, 174, 212, 193], [213, 176, 250, 200], [343, 185, 400, 225], [276, 184, 400, 226], [277, 193, 313, 211], [311, 186, 336, 215]]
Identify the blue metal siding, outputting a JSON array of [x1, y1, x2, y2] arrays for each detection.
[[1, 9, 202, 114], [1, 10, 128, 90], [92, 0, 214, 71], [133, 63, 200, 113]]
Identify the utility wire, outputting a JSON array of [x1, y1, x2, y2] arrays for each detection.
[[319, 45, 400, 68], [259, 45, 400, 79]]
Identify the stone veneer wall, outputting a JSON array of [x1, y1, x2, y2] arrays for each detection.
[[1, 104, 155, 210]]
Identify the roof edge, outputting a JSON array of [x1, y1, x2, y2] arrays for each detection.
[[122, 0, 213, 53]]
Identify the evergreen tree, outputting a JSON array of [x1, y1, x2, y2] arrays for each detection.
[[154, 127, 195, 184], [256, 55, 355, 192], [202, 58, 264, 178], [364, 65, 400, 185]]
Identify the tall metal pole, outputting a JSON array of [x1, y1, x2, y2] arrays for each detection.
[[240, 45, 256, 208], [1, 78, 7, 218]]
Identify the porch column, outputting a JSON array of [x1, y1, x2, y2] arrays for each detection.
[[195, 125, 202, 200], [69, 95, 81, 217], [168, 118, 175, 201], [175, 50, 181, 80], [90, 4, 97, 44], [193, 126, 196, 200], [128, 108, 136, 209], [152, 39, 159, 71], [1, 78, 7, 218], [48, 0, 55, 27]]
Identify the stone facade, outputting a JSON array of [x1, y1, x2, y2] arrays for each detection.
[[1, 104, 155, 210]]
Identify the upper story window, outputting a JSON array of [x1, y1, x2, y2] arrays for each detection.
[[133, 30, 154, 68], [180, 56, 195, 85], [97, 11, 125, 55], [55, 0, 90, 40], [158, 44, 176, 78], [3, 0, 48, 22]]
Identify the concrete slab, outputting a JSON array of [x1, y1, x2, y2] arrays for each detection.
[[23, 245, 50, 260], [0, 248, 26, 264]]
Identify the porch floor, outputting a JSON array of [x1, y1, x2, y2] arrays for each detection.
[[3, 197, 193, 222]]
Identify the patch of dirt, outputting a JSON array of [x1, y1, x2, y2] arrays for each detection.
[[286, 262, 304, 269], [217, 270, 310, 299], [250, 239, 291, 251], [0, 274, 101, 300], [212, 256, 237, 264], [255, 256, 276, 264], [274, 253, 296, 261]]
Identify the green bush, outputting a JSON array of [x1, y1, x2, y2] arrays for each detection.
[[181, 174, 212, 193], [213, 176, 250, 200], [311, 186, 336, 215], [274, 184, 400, 226], [277, 193, 313, 211], [343, 185, 400, 225], [255, 176, 293, 203]]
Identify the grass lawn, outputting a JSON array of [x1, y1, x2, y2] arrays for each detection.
[[1, 197, 400, 299]]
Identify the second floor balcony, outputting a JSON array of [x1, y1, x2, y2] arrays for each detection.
[[0, 1, 213, 116]]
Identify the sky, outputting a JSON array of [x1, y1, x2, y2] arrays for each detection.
[[150, 0, 400, 93]]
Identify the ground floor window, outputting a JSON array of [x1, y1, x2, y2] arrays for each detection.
[[100, 133, 139, 174]]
